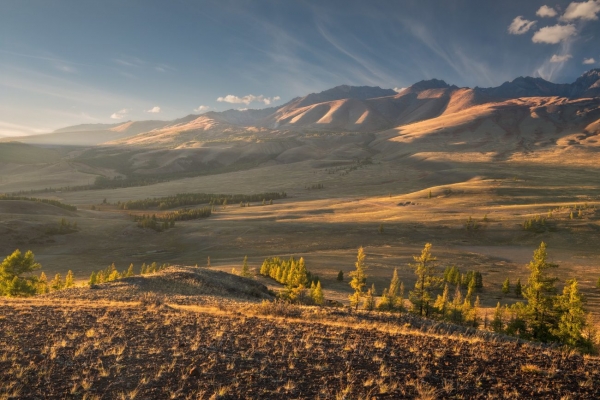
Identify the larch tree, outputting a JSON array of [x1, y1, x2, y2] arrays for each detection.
[[349, 247, 368, 310], [64, 270, 74, 288], [523, 242, 559, 341], [554, 279, 590, 350], [0, 249, 42, 297], [241, 256, 251, 278], [409, 243, 438, 317]]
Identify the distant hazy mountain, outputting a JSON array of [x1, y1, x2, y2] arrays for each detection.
[[6, 69, 600, 149]]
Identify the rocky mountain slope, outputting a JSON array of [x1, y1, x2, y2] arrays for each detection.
[[3, 69, 600, 176]]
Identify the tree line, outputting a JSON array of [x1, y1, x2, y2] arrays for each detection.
[[0, 195, 77, 211], [259, 256, 323, 305], [130, 207, 212, 231], [89, 262, 170, 285], [118, 192, 287, 211], [347, 242, 598, 353]]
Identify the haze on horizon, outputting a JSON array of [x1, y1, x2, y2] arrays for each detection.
[[1, 0, 600, 137]]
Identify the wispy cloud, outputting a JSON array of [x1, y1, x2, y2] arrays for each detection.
[[217, 94, 280, 105], [508, 16, 537, 35], [550, 54, 573, 62], [145, 106, 160, 113], [110, 108, 130, 119], [561, 0, 600, 21], [393, 87, 406, 93], [532, 24, 577, 43], [0, 120, 46, 136], [583, 57, 597, 64], [536, 6, 558, 18]]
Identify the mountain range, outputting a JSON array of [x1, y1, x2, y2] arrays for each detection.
[[4, 69, 600, 175]]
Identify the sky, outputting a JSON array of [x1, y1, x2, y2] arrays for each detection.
[[1, 0, 600, 136]]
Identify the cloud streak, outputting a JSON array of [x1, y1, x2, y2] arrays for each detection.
[[216, 94, 280, 105], [508, 16, 537, 35], [145, 106, 160, 113], [550, 54, 573, 62], [583, 57, 597, 64]]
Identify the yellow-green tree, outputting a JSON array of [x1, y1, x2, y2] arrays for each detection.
[[0, 249, 42, 297], [409, 243, 438, 317], [64, 270, 75, 288], [349, 247, 368, 310], [523, 242, 558, 341]]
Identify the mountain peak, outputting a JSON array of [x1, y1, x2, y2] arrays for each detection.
[[294, 85, 396, 108], [407, 79, 451, 92]]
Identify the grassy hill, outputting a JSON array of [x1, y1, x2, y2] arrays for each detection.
[[1, 267, 599, 399]]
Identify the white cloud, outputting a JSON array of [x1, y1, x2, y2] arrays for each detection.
[[583, 57, 597, 64], [532, 24, 577, 43], [561, 0, 600, 20], [216, 94, 280, 105], [110, 108, 129, 119], [145, 106, 160, 113], [550, 54, 573, 62], [393, 87, 406, 93], [537, 5, 558, 18], [508, 16, 537, 34], [194, 105, 210, 112]]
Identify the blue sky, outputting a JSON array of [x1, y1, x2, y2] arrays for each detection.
[[1, 0, 600, 136]]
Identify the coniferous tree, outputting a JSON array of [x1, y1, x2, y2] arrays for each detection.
[[451, 284, 463, 323], [409, 243, 438, 317], [523, 242, 559, 341], [502, 278, 510, 294], [126, 264, 134, 277], [434, 283, 450, 319], [388, 268, 401, 308], [50, 273, 64, 291], [472, 296, 481, 327], [378, 288, 391, 310], [363, 285, 376, 311], [554, 279, 590, 350], [89, 271, 97, 286], [515, 278, 522, 297], [64, 270, 74, 288], [491, 302, 504, 332], [337, 270, 344, 282], [37, 272, 49, 294], [349, 247, 368, 310], [241, 256, 251, 278], [312, 281, 324, 305], [0, 249, 42, 297]]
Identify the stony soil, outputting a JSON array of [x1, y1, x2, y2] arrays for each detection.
[[1, 299, 599, 399]]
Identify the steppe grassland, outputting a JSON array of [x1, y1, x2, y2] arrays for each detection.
[[1, 156, 599, 319]]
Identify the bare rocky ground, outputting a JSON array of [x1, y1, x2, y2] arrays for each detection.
[[1, 268, 599, 399]]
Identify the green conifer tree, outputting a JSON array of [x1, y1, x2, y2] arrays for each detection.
[[241, 255, 251, 278], [363, 285, 376, 311], [126, 264, 134, 277], [337, 270, 344, 282], [515, 278, 522, 297], [37, 272, 49, 294], [312, 281, 324, 305], [554, 279, 590, 350], [0, 249, 41, 297], [349, 247, 368, 310], [409, 243, 438, 317], [523, 242, 559, 341], [89, 271, 97, 286], [491, 302, 504, 332], [50, 273, 64, 291], [64, 270, 74, 288], [502, 278, 510, 294]]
